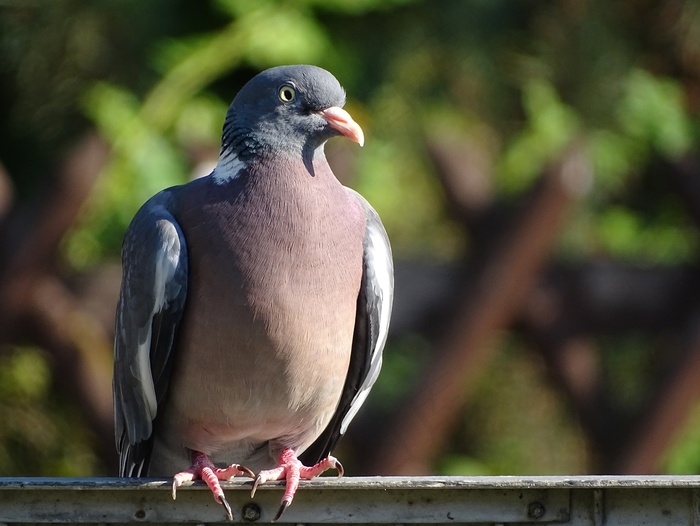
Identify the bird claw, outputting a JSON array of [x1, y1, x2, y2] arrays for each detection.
[[251, 474, 262, 498], [239, 465, 256, 479], [272, 499, 291, 522], [218, 493, 233, 521], [250, 471, 274, 498]]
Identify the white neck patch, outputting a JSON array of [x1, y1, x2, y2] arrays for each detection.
[[212, 152, 246, 185]]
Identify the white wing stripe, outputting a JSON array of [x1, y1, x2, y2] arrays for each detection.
[[340, 220, 393, 435], [369, 225, 393, 354], [133, 220, 182, 422]]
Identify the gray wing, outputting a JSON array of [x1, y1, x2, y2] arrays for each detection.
[[113, 192, 188, 477], [300, 189, 393, 464]]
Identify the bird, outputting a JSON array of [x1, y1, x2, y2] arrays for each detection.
[[113, 64, 393, 521]]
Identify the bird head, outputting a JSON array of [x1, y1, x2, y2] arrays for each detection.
[[220, 65, 364, 164]]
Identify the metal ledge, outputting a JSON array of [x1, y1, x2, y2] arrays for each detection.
[[1, 475, 700, 524]]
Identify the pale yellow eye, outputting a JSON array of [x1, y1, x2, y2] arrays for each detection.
[[278, 85, 296, 103]]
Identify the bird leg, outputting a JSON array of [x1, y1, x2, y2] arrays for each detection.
[[251, 447, 344, 521], [172, 450, 254, 521]]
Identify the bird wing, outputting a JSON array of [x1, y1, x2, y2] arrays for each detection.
[[300, 189, 393, 464], [113, 192, 188, 477]]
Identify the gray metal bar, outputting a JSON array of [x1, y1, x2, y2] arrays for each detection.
[[0, 476, 699, 524]]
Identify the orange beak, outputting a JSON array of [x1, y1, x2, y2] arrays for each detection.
[[319, 107, 364, 147]]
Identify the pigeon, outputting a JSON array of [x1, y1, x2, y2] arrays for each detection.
[[113, 64, 393, 521]]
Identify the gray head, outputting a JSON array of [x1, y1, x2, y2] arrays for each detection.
[[221, 65, 363, 164]]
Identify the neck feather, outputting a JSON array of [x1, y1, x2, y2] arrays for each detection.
[[211, 152, 246, 185]]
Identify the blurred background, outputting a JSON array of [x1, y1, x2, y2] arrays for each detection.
[[1, 0, 700, 478]]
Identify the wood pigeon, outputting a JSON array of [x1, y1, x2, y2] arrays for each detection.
[[113, 65, 393, 521]]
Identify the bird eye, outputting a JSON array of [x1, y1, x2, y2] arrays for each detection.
[[278, 85, 296, 103]]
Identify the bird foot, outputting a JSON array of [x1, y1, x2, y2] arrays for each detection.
[[172, 450, 254, 521], [251, 447, 343, 521]]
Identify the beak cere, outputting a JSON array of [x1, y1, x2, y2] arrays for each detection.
[[319, 107, 365, 147]]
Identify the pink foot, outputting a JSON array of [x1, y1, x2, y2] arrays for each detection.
[[171, 450, 254, 521], [251, 448, 344, 521]]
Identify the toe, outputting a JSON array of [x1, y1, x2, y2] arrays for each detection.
[[216, 463, 255, 480], [171, 468, 196, 500]]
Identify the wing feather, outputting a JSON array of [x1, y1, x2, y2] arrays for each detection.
[[113, 192, 188, 477]]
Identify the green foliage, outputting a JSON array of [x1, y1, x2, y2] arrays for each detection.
[[368, 334, 432, 413], [65, 83, 190, 268], [588, 68, 695, 196], [594, 203, 698, 263], [618, 69, 693, 159], [0, 347, 103, 476], [447, 339, 588, 475], [353, 123, 465, 259], [663, 405, 700, 474], [497, 78, 580, 193], [64, 0, 700, 269], [559, 66, 697, 264]]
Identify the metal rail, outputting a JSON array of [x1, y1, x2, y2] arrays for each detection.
[[1, 475, 700, 524]]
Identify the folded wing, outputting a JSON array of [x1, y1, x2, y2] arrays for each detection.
[[113, 193, 188, 477]]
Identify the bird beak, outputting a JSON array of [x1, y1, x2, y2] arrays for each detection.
[[320, 107, 365, 147]]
